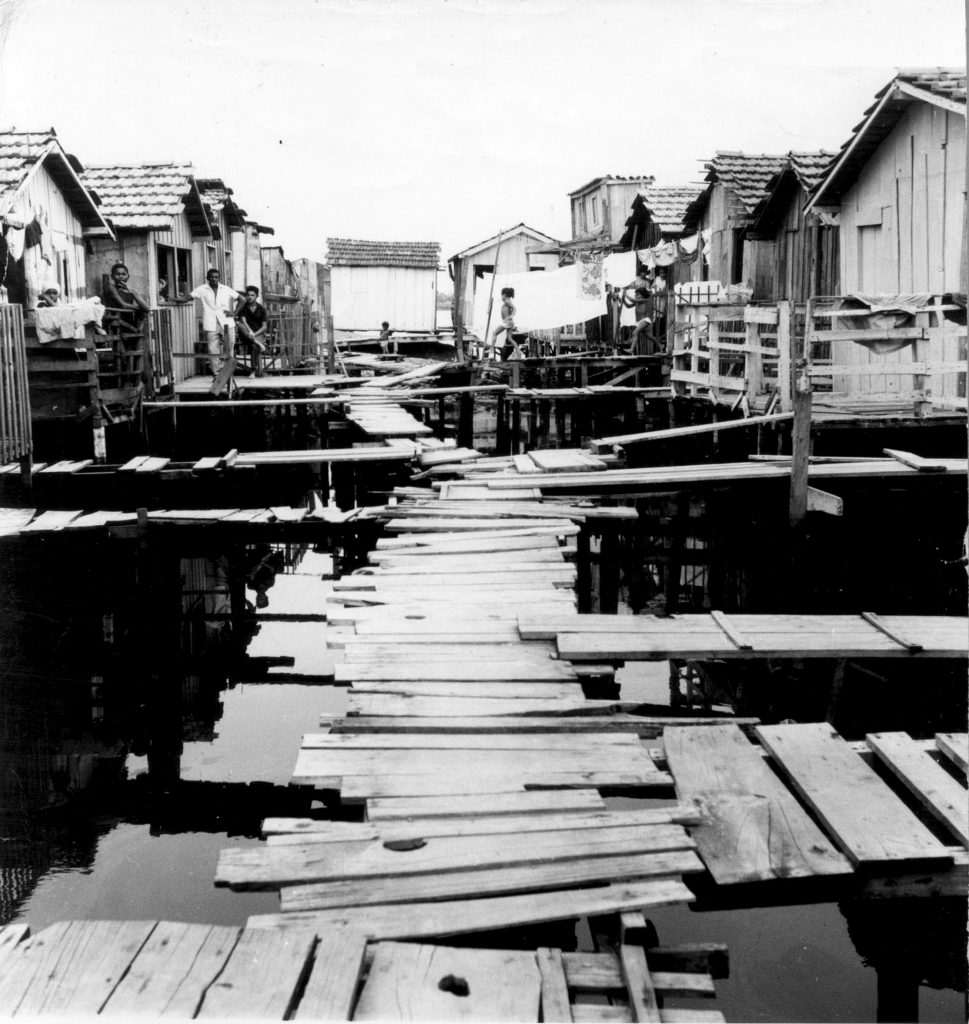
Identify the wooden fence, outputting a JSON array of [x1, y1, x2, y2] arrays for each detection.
[[0, 303, 31, 463]]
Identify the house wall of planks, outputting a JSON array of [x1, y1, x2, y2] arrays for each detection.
[[771, 191, 840, 304], [0, 303, 31, 462], [329, 265, 438, 331]]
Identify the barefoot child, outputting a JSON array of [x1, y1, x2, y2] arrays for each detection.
[[489, 287, 520, 358]]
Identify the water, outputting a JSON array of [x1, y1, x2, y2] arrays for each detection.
[[0, 538, 965, 1021]]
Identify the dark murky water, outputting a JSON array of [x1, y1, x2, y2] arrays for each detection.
[[0, 537, 965, 1021]]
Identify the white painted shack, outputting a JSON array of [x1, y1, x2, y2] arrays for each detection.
[[805, 68, 967, 403], [326, 238, 440, 331], [448, 223, 559, 331]]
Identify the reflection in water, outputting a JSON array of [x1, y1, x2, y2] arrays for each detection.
[[0, 536, 343, 928]]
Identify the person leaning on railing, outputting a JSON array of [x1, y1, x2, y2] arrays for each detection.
[[102, 262, 149, 336]]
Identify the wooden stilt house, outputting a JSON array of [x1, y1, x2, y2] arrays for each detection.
[[0, 129, 114, 463], [802, 67, 967, 412], [82, 163, 214, 390]]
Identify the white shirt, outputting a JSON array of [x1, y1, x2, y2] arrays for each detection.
[[191, 282, 240, 331]]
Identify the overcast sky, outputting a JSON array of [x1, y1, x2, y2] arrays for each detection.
[[0, 0, 965, 265]]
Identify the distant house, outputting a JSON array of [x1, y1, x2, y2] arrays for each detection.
[[683, 153, 788, 297], [448, 223, 559, 332], [805, 68, 966, 294], [82, 163, 214, 386], [620, 185, 706, 291], [325, 238, 440, 331], [196, 178, 258, 291], [568, 175, 653, 247], [748, 152, 838, 302]]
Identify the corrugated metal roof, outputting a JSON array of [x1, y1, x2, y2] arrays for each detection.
[[639, 186, 706, 234], [82, 162, 197, 230], [326, 238, 440, 268], [807, 67, 965, 209]]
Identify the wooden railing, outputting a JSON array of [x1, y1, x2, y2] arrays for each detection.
[[0, 303, 31, 463], [671, 299, 791, 413]]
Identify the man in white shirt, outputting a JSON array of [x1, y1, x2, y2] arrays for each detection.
[[190, 268, 241, 374]]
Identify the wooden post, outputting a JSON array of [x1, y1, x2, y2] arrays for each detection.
[[483, 229, 507, 359], [789, 302, 812, 527], [495, 390, 507, 454], [322, 266, 336, 374], [452, 258, 465, 362], [777, 300, 793, 412], [457, 392, 474, 449]]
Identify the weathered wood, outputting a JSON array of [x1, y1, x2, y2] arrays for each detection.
[[663, 725, 852, 884], [279, 851, 702, 913], [262, 818, 379, 840], [756, 723, 954, 870], [101, 922, 240, 1017], [860, 611, 924, 652], [347, 681, 586, 698], [195, 927, 315, 1018], [335, 662, 577, 682], [806, 485, 844, 515], [345, 694, 638, 718], [217, 826, 694, 889], [936, 732, 969, 773], [248, 879, 694, 940], [352, 941, 541, 1022], [882, 448, 950, 472], [619, 944, 662, 1022], [708, 611, 752, 650], [20, 509, 84, 533], [366, 789, 606, 820], [302, 732, 642, 751], [538, 947, 573, 1023], [866, 732, 969, 846], [564, 953, 717, 998], [293, 929, 369, 1021], [0, 919, 156, 1016]]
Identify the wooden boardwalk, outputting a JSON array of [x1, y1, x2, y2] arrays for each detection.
[[0, 921, 729, 1020]]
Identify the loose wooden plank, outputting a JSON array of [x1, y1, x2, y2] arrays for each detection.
[[756, 723, 954, 870], [0, 923, 30, 973], [20, 509, 85, 533], [101, 922, 240, 1017], [376, 529, 575, 550], [135, 456, 171, 473], [347, 681, 586, 698], [280, 850, 701, 913], [564, 953, 717, 998], [530, 448, 607, 473], [619, 943, 662, 1022], [345, 694, 630, 718], [708, 610, 752, 650], [302, 732, 642, 751], [882, 448, 949, 472], [0, 507, 37, 537], [217, 826, 694, 889], [293, 929, 369, 1021], [0, 919, 156, 1016], [353, 941, 541, 1022], [195, 927, 316, 1018], [366, 789, 606, 820], [936, 733, 969, 773], [573, 1011, 725, 1024], [335, 663, 578, 683], [664, 725, 853, 884], [538, 947, 573, 1022], [866, 732, 969, 846], [249, 879, 694, 941], [860, 611, 924, 652], [262, 818, 379, 840], [385, 517, 575, 533]]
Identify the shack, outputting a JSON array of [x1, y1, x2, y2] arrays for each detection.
[[325, 238, 440, 332], [82, 163, 214, 389], [803, 67, 967, 409], [196, 178, 256, 292], [568, 175, 652, 247], [748, 152, 839, 302], [448, 223, 559, 334], [683, 152, 788, 298], [0, 129, 113, 462]]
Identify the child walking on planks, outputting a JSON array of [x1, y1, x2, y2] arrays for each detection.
[[489, 287, 522, 359]]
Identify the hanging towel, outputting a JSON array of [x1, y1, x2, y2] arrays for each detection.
[[637, 248, 656, 270], [651, 241, 678, 267], [577, 258, 604, 299], [72, 297, 106, 333], [603, 250, 637, 288]]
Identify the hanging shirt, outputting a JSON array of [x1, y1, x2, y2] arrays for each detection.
[[191, 282, 241, 330]]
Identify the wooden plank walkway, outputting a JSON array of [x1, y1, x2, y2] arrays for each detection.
[[521, 611, 969, 660], [662, 723, 968, 890], [0, 920, 731, 1019]]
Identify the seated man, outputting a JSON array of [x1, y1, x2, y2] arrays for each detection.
[[234, 285, 268, 374]]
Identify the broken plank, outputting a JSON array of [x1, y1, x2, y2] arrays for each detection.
[[195, 928, 315, 1019], [663, 725, 852, 884], [756, 722, 954, 870], [293, 929, 369, 1022], [936, 733, 969, 773]]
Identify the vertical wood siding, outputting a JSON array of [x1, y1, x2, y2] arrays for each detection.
[[330, 266, 437, 330], [21, 164, 87, 301]]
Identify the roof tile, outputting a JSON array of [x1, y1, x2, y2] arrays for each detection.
[[639, 186, 706, 234], [326, 238, 440, 268], [82, 162, 195, 229]]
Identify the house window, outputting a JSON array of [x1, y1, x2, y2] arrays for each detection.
[[224, 250, 232, 284], [205, 244, 218, 275], [157, 244, 192, 302], [591, 195, 600, 227]]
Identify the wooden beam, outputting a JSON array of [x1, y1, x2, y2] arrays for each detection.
[[589, 412, 794, 450], [806, 486, 843, 516]]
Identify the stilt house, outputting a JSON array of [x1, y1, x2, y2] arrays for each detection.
[[448, 223, 559, 333], [325, 239, 440, 332], [0, 129, 113, 459], [82, 163, 214, 388]]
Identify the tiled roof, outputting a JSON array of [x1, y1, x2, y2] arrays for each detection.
[[0, 130, 57, 207], [787, 151, 836, 193], [196, 177, 231, 211], [326, 238, 440, 268], [807, 68, 965, 210], [639, 186, 705, 234], [568, 174, 653, 197], [703, 152, 789, 213], [750, 152, 837, 233], [82, 163, 197, 230]]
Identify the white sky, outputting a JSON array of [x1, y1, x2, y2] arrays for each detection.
[[0, 0, 965, 266]]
